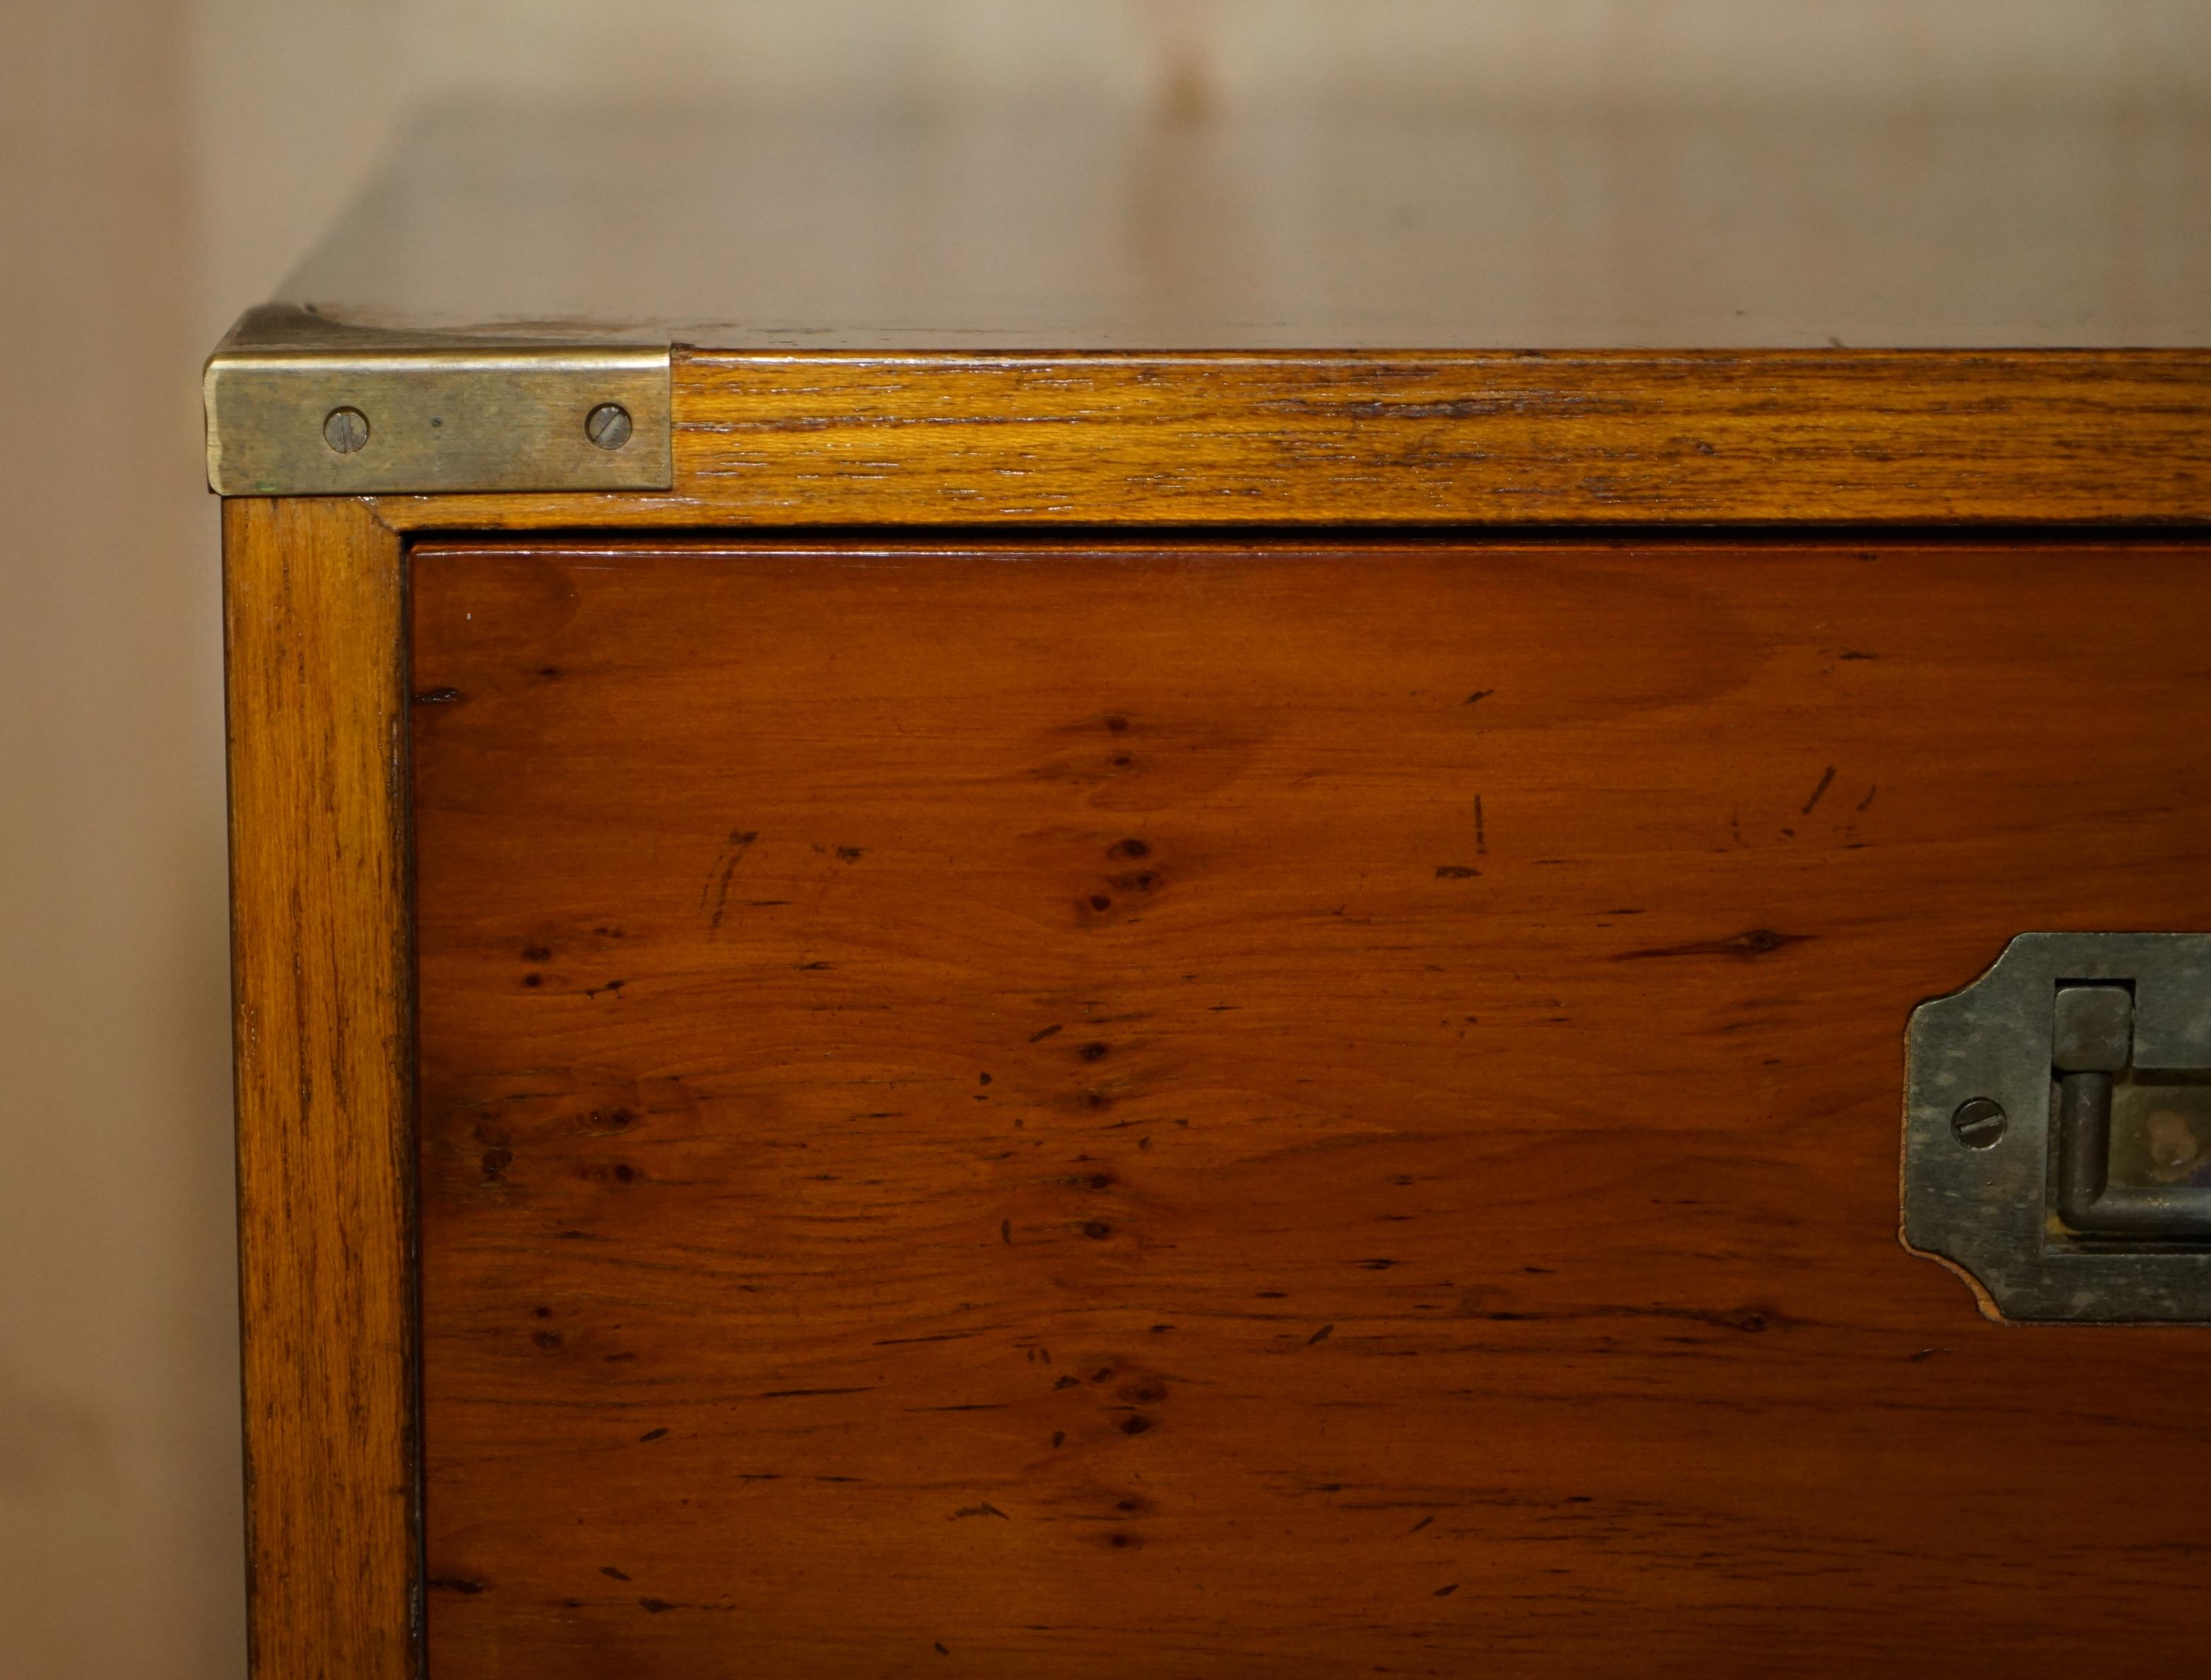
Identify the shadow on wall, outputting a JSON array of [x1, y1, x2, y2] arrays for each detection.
[[2, 6, 241, 1680]]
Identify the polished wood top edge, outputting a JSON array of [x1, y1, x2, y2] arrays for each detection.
[[205, 344, 2204, 525], [339, 344, 2211, 530]]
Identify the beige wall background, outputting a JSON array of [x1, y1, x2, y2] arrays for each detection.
[[1, 4, 2202, 1675]]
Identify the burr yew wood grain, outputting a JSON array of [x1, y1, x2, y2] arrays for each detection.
[[407, 537, 2211, 1679]]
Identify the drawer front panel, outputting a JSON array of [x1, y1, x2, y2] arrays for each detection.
[[411, 540, 2211, 1676]]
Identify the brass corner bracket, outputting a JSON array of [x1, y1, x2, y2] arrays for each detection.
[[204, 310, 672, 496]]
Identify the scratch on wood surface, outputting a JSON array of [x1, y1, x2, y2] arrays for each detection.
[[1614, 929, 1814, 962], [1801, 765, 1837, 815]]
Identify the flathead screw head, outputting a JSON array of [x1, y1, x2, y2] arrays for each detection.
[[585, 403, 634, 450], [1952, 1097, 2008, 1150], [322, 407, 370, 454]]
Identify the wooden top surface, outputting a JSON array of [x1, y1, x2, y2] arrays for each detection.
[[257, 97, 2211, 354]]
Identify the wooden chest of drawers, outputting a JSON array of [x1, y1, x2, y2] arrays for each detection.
[[209, 103, 2211, 1677]]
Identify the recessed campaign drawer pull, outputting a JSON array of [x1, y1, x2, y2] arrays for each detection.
[[2053, 984, 2211, 1239], [1906, 934, 2211, 1322]]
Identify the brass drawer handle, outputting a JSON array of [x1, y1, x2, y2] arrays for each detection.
[[2053, 984, 2211, 1239], [1903, 934, 2211, 1322]]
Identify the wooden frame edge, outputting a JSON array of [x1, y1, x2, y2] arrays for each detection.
[[225, 496, 420, 1680], [363, 348, 2211, 531]]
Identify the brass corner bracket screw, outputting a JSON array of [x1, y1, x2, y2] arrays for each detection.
[[322, 407, 370, 454], [1951, 1097, 2007, 1150], [585, 403, 634, 450]]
